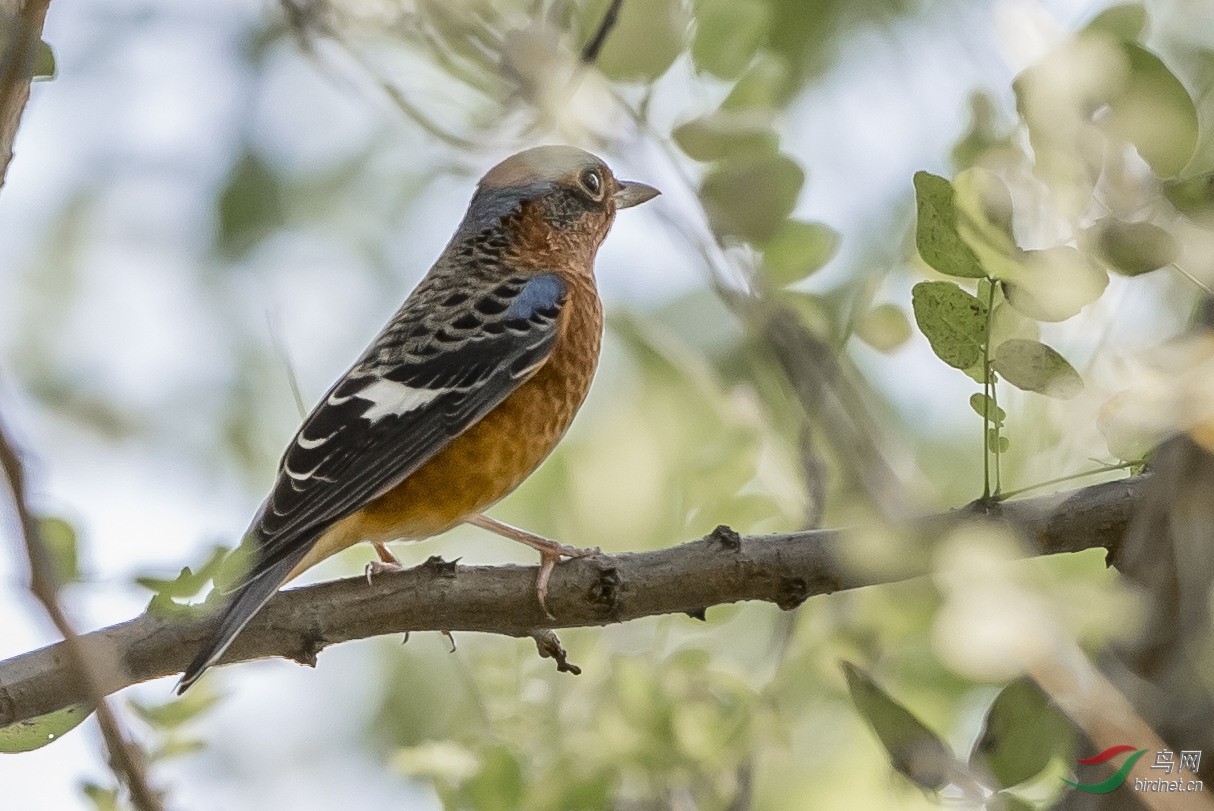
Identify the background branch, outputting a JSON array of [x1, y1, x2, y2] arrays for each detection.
[[0, 420, 164, 810], [1, 4, 165, 807], [0, 473, 1143, 730]]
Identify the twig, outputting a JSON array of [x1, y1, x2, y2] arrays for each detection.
[[580, 0, 623, 64], [999, 460, 1140, 500], [0, 0, 52, 191], [0, 473, 1144, 728], [0, 418, 165, 811]]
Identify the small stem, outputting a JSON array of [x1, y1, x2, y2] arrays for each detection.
[[1171, 262, 1214, 296], [999, 461, 1139, 500], [981, 280, 996, 500], [985, 282, 1002, 495]]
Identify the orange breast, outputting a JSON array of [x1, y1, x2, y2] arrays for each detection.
[[296, 270, 603, 573]]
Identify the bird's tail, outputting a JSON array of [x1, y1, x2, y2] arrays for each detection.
[[176, 545, 310, 694]]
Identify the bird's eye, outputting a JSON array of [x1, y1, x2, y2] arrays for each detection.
[[580, 169, 603, 198]]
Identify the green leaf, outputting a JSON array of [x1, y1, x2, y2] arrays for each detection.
[[129, 690, 220, 731], [692, 0, 768, 80], [721, 52, 792, 110], [1083, 4, 1147, 42], [987, 427, 1010, 453], [988, 793, 1039, 811], [1103, 43, 1198, 178], [216, 152, 284, 260], [842, 662, 954, 791], [1089, 218, 1177, 276], [37, 515, 79, 587], [584, 0, 689, 82], [970, 678, 1075, 789], [1000, 247, 1108, 322], [32, 40, 54, 81], [0, 702, 92, 753], [760, 219, 839, 285], [911, 281, 988, 370], [913, 171, 987, 279], [136, 545, 239, 617], [781, 291, 835, 341], [953, 167, 1016, 251], [672, 110, 778, 162], [700, 153, 804, 244], [1164, 172, 1214, 222], [951, 91, 1013, 170], [81, 783, 120, 811], [992, 339, 1083, 399], [855, 303, 912, 353], [969, 393, 1006, 426], [461, 745, 524, 811]]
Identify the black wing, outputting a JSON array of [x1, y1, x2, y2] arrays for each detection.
[[251, 270, 567, 576]]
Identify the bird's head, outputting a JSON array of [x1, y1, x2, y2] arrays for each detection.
[[457, 145, 659, 264]]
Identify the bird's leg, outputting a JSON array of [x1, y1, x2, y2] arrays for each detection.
[[466, 513, 599, 617], [365, 541, 403, 584]]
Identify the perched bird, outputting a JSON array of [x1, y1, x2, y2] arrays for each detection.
[[178, 146, 658, 693]]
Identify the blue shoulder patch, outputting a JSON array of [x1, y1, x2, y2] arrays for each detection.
[[505, 274, 565, 319], [457, 180, 555, 239]]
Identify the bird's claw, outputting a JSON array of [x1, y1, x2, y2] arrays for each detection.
[[365, 559, 404, 585], [535, 543, 600, 619]]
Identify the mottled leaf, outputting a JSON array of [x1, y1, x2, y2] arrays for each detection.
[[914, 171, 986, 278], [842, 662, 954, 791], [700, 153, 804, 243], [0, 703, 92, 753], [760, 219, 839, 285], [911, 281, 988, 370], [992, 339, 1083, 399]]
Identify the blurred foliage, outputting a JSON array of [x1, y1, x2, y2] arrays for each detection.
[[906, 5, 1211, 497], [4, 0, 1214, 809], [0, 703, 92, 754]]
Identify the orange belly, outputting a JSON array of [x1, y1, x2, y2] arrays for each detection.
[[289, 271, 602, 578]]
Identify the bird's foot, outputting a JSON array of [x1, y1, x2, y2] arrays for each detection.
[[466, 513, 600, 618], [365, 541, 404, 585]]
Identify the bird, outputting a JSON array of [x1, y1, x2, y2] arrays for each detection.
[[177, 145, 659, 693]]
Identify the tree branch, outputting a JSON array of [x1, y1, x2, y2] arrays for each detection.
[[0, 474, 1143, 728], [0, 0, 51, 190]]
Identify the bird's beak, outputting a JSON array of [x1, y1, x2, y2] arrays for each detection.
[[614, 180, 660, 209]]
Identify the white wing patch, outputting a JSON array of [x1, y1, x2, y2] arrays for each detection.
[[355, 378, 445, 422]]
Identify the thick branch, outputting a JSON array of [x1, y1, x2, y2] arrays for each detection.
[[0, 474, 1142, 727]]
